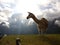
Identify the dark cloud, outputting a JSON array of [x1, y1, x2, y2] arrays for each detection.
[[7, 13, 38, 34], [47, 18, 60, 34], [39, 3, 53, 10], [0, 22, 9, 34]]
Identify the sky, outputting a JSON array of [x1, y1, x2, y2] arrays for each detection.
[[0, 0, 60, 34]]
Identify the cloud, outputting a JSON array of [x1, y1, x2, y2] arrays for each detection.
[[0, 0, 15, 3], [38, 0, 59, 13], [0, 11, 10, 27], [43, 12, 60, 20], [37, 0, 60, 33], [12, 0, 60, 28], [0, 0, 17, 28], [37, 0, 60, 19], [8, 13, 38, 34], [9, 13, 32, 26], [55, 20, 60, 26], [0, 0, 60, 34]]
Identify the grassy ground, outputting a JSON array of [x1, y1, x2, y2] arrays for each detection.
[[0, 34, 60, 45]]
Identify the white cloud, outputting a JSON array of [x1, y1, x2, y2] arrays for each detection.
[[0, 0, 15, 3], [14, 0, 43, 15], [0, 11, 10, 27], [0, 0, 16, 27], [0, 9, 13, 21], [55, 20, 60, 26]]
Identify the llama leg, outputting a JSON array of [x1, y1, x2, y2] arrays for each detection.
[[40, 29, 43, 34], [43, 29, 46, 34], [41, 30, 43, 34], [38, 28, 41, 34], [38, 31, 41, 34], [39, 29, 42, 34]]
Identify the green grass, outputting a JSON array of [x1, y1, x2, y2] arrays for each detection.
[[0, 34, 60, 45]]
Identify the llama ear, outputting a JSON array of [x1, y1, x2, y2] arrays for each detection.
[[28, 12, 31, 14]]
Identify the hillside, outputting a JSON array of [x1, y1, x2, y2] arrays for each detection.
[[0, 34, 60, 45]]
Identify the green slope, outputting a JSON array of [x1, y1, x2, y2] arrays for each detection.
[[0, 34, 60, 45]]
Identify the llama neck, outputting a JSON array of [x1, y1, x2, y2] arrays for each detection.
[[32, 15, 39, 24]]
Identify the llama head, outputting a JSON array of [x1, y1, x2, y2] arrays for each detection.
[[27, 12, 34, 19]]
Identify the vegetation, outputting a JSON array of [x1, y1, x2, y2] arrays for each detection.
[[0, 34, 60, 45]]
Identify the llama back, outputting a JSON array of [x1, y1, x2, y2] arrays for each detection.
[[41, 18, 48, 27]]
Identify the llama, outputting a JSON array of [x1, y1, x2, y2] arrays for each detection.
[[16, 38, 21, 45], [27, 12, 48, 34]]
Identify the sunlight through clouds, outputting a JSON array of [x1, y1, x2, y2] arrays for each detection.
[[14, 0, 42, 15], [14, 0, 51, 15], [0, 0, 60, 26], [14, 0, 51, 25]]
